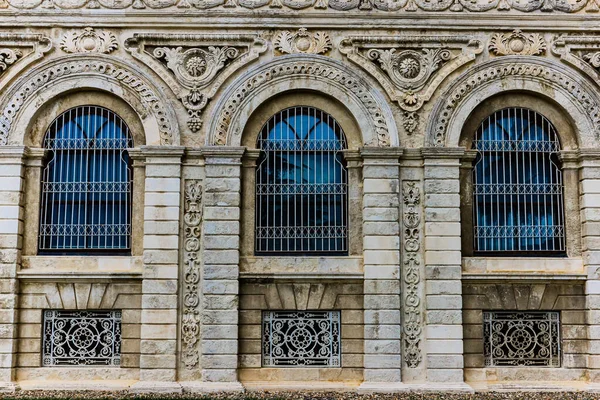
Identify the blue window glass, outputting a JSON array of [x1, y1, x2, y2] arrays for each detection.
[[255, 106, 348, 254], [473, 108, 565, 253], [39, 106, 133, 252]]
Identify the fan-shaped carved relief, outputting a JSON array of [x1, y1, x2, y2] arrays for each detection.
[[339, 35, 483, 111], [489, 30, 546, 56], [274, 28, 332, 55], [60, 27, 118, 54], [125, 34, 267, 133], [0, 33, 51, 80]]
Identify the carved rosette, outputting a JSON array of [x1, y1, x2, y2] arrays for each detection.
[[402, 181, 422, 368], [182, 179, 203, 370], [0, 48, 22, 73], [0, 0, 594, 12], [274, 28, 332, 55], [489, 30, 546, 56], [340, 36, 483, 111], [125, 34, 267, 133], [60, 27, 118, 54]]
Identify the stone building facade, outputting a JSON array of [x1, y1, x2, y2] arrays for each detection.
[[1, 5, 600, 392]]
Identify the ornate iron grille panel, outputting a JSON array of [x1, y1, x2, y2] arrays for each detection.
[[39, 106, 133, 252], [42, 310, 122, 367], [473, 108, 565, 253], [483, 311, 560, 367], [256, 106, 348, 254], [262, 310, 341, 367]]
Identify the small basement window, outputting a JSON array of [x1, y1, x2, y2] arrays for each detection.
[[483, 311, 560, 367]]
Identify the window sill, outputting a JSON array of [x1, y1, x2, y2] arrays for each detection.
[[240, 256, 362, 279], [462, 257, 584, 275], [20, 255, 143, 279]]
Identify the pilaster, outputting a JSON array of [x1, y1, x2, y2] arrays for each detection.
[[359, 147, 403, 387], [198, 146, 244, 388], [0, 146, 26, 391], [135, 146, 185, 389], [422, 147, 465, 384]]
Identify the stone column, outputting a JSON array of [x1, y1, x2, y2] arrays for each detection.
[[0, 147, 26, 392], [422, 148, 469, 390], [197, 147, 244, 391], [579, 150, 600, 387], [132, 146, 185, 393], [359, 147, 403, 391]]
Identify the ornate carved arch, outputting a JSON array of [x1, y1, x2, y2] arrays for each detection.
[[207, 54, 398, 147], [0, 54, 179, 146], [426, 56, 600, 149]]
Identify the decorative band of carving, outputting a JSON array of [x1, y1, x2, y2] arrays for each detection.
[[0, 57, 174, 146], [182, 179, 203, 370], [431, 62, 600, 146], [213, 58, 390, 147], [402, 180, 422, 368]]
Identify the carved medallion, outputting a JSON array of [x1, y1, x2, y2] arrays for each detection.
[[60, 27, 118, 54], [489, 30, 546, 56], [125, 34, 267, 133], [340, 35, 483, 111], [274, 28, 332, 55]]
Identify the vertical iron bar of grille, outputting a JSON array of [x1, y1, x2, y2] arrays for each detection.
[[39, 106, 133, 252], [255, 106, 348, 255], [472, 107, 565, 253]]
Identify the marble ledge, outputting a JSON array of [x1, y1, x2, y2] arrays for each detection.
[[17, 269, 142, 281], [461, 273, 587, 282]]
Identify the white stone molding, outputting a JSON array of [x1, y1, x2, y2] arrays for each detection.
[[489, 29, 546, 56], [427, 57, 600, 148], [0, 54, 179, 146], [60, 27, 118, 54], [402, 180, 422, 368], [551, 35, 600, 89], [0, 0, 597, 11], [182, 179, 203, 371], [339, 35, 483, 111], [125, 33, 267, 133], [274, 28, 332, 55], [0, 33, 51, 88], [208, 54, 398, 147]]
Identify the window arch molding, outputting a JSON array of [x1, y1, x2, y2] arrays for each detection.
[[458, 93, 582, 259], [239, 92, 364, 263], [20, 92, 146, 257]]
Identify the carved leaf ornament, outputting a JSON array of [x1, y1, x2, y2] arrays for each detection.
[[0, 48, 22, 73], [60, 28, 118, 54], [274, 29, 332, 55], [489, 30, 546, 56]]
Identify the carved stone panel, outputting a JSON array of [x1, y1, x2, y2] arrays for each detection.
[[340, 35, 483, 111], [125, 34, 267, 133], [274, 28, 332, 55], [0, 33, 51, 78], [552, 34, 600, 82], [489, 30, 546, 56], [60, 27, 118, 54]]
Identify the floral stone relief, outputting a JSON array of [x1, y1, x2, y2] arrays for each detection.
[[60, 28, 118, 54], [274, 29, 332, 55]]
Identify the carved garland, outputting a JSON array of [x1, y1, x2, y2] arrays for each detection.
[[0, 0, 597, 12], [432, 63, 600, 146], [214, 60, 390, 147], [182, 179, 203, 370], [0, 58, 174, 146], [402, 181, 422, 368]]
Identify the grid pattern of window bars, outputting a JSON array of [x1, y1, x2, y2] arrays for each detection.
[[39, 106, 133, 252], [472, 108, 565, 253], [483, 311, 560, 367], [42, 310, 122, 367], [262, 310, 341, 367], [255, 106, 348, 254]]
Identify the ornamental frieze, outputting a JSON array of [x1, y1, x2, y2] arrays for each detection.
[[125, 34, 267, 133], [0, 33, 51, 79], [339, 35, 483, 111], [0, 0, 598, 11]]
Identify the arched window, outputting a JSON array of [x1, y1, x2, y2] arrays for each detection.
[[255, 106, 348, 255], [39, 106, 133, 253], [473, 107, 565, 254]]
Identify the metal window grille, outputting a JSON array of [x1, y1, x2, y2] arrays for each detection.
[[262, 310, 341, 367], [39, 106, 133, 252], [42, 309, 122, 367], [483, 311, 560, 367], [255, 106, 348, 255], [472, 108, 565, 253]]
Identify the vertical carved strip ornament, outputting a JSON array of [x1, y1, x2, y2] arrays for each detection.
[[182, 179, 203, 370], [402, 181, 422, 368]]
